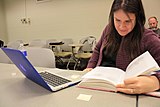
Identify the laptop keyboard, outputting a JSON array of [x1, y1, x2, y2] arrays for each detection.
[[39, 71, 71, 87]]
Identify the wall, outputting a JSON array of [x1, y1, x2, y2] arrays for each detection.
[[2, 0, 160, 44], [0, 0, 7, 44], [4, 0, 110, 43], [142, 0, 160, 28]]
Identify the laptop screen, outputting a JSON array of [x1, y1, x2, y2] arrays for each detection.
[[1, 48, 52, 91]]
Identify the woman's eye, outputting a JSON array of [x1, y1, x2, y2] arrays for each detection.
[[126, 20, 131, 23], [116, 19, 120, 22]]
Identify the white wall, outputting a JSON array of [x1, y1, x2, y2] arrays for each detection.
[[142, 0, 160, 28], [0, 0, 7, 44], [2, 0, 160, 44], [4, 0, 111, 43]]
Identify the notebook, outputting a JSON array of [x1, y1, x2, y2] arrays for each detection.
[[1, 48, 82, 92]]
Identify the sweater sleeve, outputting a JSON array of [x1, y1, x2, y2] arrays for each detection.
[[142, 29, 160, 83], [142, 29, 160, 66]]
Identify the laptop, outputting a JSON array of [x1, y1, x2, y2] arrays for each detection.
[[1, 48, 82, 92]]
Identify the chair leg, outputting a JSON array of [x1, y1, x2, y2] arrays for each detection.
[[67, 55, 78, 70], [66, 58, 71, 70], [74, 59, 80, 70]]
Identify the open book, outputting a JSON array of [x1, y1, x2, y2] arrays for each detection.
[[78, 51, 160, 94]]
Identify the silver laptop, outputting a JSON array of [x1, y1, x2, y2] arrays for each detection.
[[2, 48, 83, 92]]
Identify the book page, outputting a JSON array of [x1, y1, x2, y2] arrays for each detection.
[[125, 51, 159, 79], [82, 67, 125, 85]]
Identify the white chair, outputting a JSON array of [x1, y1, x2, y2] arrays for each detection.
[[0, 48, 11, 63], [7, 40, 23, 49], [54, 38, 73, 67], [60, 38, 73, 52], [29, 39, 47, 48], [26, 47, 56, 68], [73, 36, 96, 70], [78, 36, 96, 52]]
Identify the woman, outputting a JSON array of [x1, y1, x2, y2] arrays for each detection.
[[84, 0, 160, 94]]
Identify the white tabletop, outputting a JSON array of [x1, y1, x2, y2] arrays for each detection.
[[0, 63, 137, 107]]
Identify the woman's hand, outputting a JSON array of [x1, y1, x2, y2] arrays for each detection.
[[116, 75, 160, 94], [83, 68, 93, 72]]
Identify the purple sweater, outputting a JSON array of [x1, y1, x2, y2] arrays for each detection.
[[87, 26, 160, 80]]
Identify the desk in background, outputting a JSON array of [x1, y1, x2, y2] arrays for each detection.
[[67, 44, 84, 69], [0, 63, 136, 107], [69, 44, 84, 53], [49, 41, 64, 52]]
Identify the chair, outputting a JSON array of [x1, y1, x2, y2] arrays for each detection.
[[60, 38, 73, 52], [7, 40, 23, 49], [54, 38, 73, 68], [29, 39, 47, 48], [0, 48, 11, 63], [0, 40, 4, 47], [74, 36, 96, 70], [78, 36, 96, 52], [26, 47, 55, 68], [46, 39, 57, 51]]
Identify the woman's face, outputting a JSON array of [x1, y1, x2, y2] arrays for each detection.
[[114, 9, 136, 36]]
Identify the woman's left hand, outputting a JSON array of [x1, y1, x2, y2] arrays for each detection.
[[116, 75, 160, 94]]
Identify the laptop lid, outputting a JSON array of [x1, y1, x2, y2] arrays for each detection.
[[2, 48, 53, 91], [1, 48, 82, 92]]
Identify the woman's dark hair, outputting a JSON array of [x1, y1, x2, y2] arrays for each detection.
[[105, 0, 146, 60]]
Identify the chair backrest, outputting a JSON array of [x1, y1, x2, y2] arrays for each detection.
[[7, 40, 23, 49], [60, 38, 73, 52], [0, 48, 11, 63], [26, 47, 55, 68], [79, 36, 96, 52], [29, 39, 47, 48]]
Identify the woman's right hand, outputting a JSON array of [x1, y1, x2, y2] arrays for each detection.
[[83, 68, 93, 72]]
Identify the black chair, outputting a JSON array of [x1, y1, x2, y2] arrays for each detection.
[[0, 40, 4, 47]]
